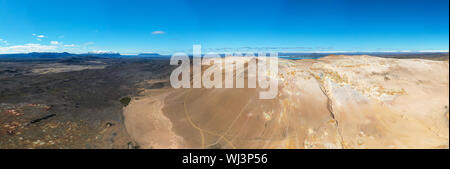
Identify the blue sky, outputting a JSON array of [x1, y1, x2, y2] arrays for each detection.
[[0, 0, 448, 54]]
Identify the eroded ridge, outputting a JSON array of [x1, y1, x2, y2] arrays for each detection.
[[124, 55, 449, 149]]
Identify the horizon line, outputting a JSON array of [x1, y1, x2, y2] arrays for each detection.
[[0, 50, 448, 55]]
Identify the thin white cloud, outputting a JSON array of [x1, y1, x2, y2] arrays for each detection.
[[32, 34, 46, 41], [0, 38, 9, 45], [151, 31, 165, 35], [417, 50, 449, 53], [63, 44, 77, 47], [50, 41, 60, 45], [0, 43, 58, 53], [88, 50, 117, 54]]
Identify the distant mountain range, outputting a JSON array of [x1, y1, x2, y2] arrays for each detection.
[[0, 52, 122, 59], [0, 52, 75, 58], [138, 53, 162, 57], [0, 52, 178, 59], [0, 51, 447, 59]]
